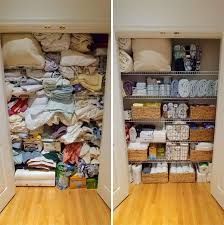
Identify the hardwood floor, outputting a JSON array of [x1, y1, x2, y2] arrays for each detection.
[[114, 183, 224, 225], [0, 187, 110, 225]]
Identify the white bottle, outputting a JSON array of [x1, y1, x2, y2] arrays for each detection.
[[129, 126, 137, 142]]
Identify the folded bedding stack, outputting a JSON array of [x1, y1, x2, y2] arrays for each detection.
[[170, 163, 194, 173], [128, 142, 148, 151], [132, 82, 147, 96], [139, 129, 166, 143], [15, 169, 55, 186], [3, 33, 107, 189], [194, 142, 213, 151], [153, 130, 166, 143], [143, 163, 168, 174]]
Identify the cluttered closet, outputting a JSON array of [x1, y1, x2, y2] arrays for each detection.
[[115, 33, 224, 208], [3, 32, 108, 189]]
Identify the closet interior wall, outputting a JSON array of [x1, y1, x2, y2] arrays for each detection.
[[2, 32, 108, 189], [119, 36, 221, 184]]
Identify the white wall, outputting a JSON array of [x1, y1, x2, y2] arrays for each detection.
[[0, 0, 110, 23], [0, 0, 110, 33], [114, 0, 224, 32]]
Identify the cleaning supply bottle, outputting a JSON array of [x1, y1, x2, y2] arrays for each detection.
[[129, 126, 137, 142]]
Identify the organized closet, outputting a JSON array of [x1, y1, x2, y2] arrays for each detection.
[[117, 36, 221, 185], [1, 32, 108, 189]]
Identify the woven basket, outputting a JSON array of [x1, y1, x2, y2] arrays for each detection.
[[190, 106, 216, 120], [131, 105, 161, 120], [142, 172, 168, 183], [128, 150, 148, 161], [190, 128, 214, 142], [169, 172, 195, 183], [190, 150, 213, 162]]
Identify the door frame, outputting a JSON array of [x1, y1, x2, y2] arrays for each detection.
[[0, 36, 15, 212], [211, 33, 224, 209], [113, 32, 129, 209], [97, 35, 111, 208]]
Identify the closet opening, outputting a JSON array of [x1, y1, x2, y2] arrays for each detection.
[[3, 32, 108, 190], [118, 36, 220, 185]]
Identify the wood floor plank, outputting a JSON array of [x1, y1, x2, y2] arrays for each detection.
[[114, 183, 224, 225], [0, 187, 110, 225]]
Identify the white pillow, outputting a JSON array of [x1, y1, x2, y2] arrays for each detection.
[[2, 34, 45, 69], [132, 38, 171, 72], [118, 38, 132, 54], [60, 49, 97, 67], [119, 49, 133, 73]]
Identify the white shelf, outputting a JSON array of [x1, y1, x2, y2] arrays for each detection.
[[124, 96, 217, 100], [125, 118, 215, 123], [128, 159, 211, 164]]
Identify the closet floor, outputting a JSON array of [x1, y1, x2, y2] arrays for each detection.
[[114, 183, 224, 225], [0, 187, 110, 225]]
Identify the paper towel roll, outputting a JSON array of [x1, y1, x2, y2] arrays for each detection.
[[129, 164, 133, 183], [132, 164, 142, 184]]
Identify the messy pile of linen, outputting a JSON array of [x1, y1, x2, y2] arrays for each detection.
[[4, 33, 107, 178]]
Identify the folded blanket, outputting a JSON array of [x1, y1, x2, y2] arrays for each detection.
[[27, 156, 56, 170], [72, 73, 103, 92], [60, 49, 97, 67]]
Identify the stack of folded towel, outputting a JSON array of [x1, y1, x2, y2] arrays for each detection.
[[170, 163, 194, 173], [132, 82, 147, 96], [143, 163, 168, 174], [139, 129, 166, 143], [195, 142, 213, 151]]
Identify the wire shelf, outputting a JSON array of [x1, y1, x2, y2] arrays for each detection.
[[123, 96, 217, 100], [121, 71, 219, 76], [165, 140, 214, 144], [125, 118, 215, 123], [128, 159, 211, 164]]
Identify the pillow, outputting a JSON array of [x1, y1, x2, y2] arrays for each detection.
[[60, 49, 97, 67], [2, 34, 45, 69], [132, 38, 171, 72], [118, 38, 132, 54], [119, 49, 133, 73]]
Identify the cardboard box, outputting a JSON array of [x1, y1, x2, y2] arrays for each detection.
[[70, 176, 86, 189]]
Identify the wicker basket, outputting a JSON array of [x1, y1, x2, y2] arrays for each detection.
[[190, 150, 213, 162], [131, 105, 161, 120], [190, 128, 214, 142], [128, 150, 148, 161], [190, 105, 216, 120], [169, 172, 195, 183], [142, 172, 168, 183]]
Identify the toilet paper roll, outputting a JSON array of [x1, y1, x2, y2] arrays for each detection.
[[199, 163, 209, 174]]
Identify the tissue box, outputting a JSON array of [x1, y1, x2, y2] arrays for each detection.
[[69, 175, 86, 189]]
